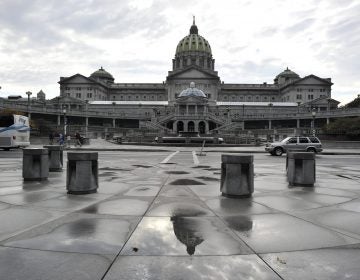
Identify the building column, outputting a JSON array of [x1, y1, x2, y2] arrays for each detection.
[[297, 119, 300, 128], [268, 120, 272, 130], [184, 121, 188, 132], [205, 121, 209, 134], [173, 121, 178, 133], [186, 105, 189, 115], [194, 121, 199, 132], [112, 118, 116, 128], [195, 105, 198, 115], [57, 114, 61, 126], [85, 117, 89, 137], [326, 118, 330, 125]]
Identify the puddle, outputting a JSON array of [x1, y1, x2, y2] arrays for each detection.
[[336, 174, 353, 180], [196, 176, 220, 182], [166, 171, 189, 175], [99, 167, 132, 172], [169, 179, 205, 185], [132, 165, 152, 168], [205, 168, 221, 171]]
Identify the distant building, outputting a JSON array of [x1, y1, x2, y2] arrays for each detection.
[[57, 19, 338, 133]]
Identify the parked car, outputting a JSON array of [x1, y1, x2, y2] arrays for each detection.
[[265, 136, 323, 156]]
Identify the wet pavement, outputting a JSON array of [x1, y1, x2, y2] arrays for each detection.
[[0, 147, 360, 279]]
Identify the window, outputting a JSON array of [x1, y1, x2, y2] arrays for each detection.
[[136, 96, 139, 99], [309, 137, 320, 143], [87, 87, 92, 91], [87, 93, 92, 98], [151, 95, 154, 99], [296, 88, 302, 92], [287, 138, 297, 144], [299, 137, 309, 143], [296, 94, 302, 100], [308, 94, 314, 100], [76, 93, 81, 98], [208, 94, 211, 98], [76, 87, 81, 91], [120, 96, 123, 99], [308, 89, 314, 92], [143, 95, 146, 99], [65, 87, 70, 90]]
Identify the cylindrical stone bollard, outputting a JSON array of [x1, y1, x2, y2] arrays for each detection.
[[43, 145, 63, 171], [287, 152, 315, 186], [220, 154, 254, 198], [22, 148, 49, 181], [66, 152, 98, 194]]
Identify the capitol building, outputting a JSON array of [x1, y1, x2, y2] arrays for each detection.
[[2, 18, 345, 140], [56, 18, 338, 135]]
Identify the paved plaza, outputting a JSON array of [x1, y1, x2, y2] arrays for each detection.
[[0, 142, 360, 279]]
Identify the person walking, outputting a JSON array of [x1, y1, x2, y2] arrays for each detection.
[[66, 134, 71, 148], [49, 131, 54, 145], [58, 133, 64, 145], [75, 132, 82, 147]]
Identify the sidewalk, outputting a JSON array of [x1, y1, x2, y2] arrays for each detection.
[[32, 138, 360, 155]]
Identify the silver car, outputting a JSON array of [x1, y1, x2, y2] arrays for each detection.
[[265, 136, 323, 156]]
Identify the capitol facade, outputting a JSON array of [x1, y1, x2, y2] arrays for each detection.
[[53, 19, 339, 135]]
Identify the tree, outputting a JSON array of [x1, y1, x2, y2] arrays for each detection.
[[324, 117, 360, 138], [344, 95, 360, 108]]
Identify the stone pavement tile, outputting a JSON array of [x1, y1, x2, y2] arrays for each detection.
[[120, 216, 253, 256], [159, 185, 198, 197], [337, 198, 360, 213], [3, 213, 140, 255], [0, 190, 64, 206], [281, 189, 353, 205], [290, 207, 360, 239], [0, 246, 112, 280], [261, 246, 360, 280], [0, 201, 10, 211], [146, 196, 214, 217], [186, 184, 221, 197], [29, 193, 111, 212], [104, 255, 281, 280], [316, 178, 360, 191], [122, 185, 161, 196], [0, 206, 65, 242], [81, 196, 153, 216], [254, 177, 290, 192], [203, 196, 278, 217], [223, 213, 359, 253], [303, 186, 358, 198], [252, 194, 323, 211]]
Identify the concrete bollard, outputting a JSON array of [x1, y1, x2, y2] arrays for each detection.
[[66, 152, 98, 194], [43, 145, 63, 171], [287, 152, 315, 186], [220, 154, 254, 197], [22, 148, 49, 181]]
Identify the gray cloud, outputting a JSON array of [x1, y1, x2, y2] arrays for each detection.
[[283, 18, 316, 36]]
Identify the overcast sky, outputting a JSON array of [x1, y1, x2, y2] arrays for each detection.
[[0, 0, 359, 104]]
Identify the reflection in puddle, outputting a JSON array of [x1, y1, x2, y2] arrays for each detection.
[[169, 179, 205, 185], [225, 216, 253, 233], [171, 216, 204, 255]]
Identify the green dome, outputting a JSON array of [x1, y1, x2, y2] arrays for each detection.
[[275, 67, 299, 79], [90, 67, 114, 81], [175, 18, 212, 55], [176, 34, 212, 55]]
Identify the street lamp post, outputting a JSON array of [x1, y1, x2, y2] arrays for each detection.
[[85, 100, 89, 138], [26, 91, 32, 122], [63, 107, 67, 136], [311, 108, 316, 136]]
